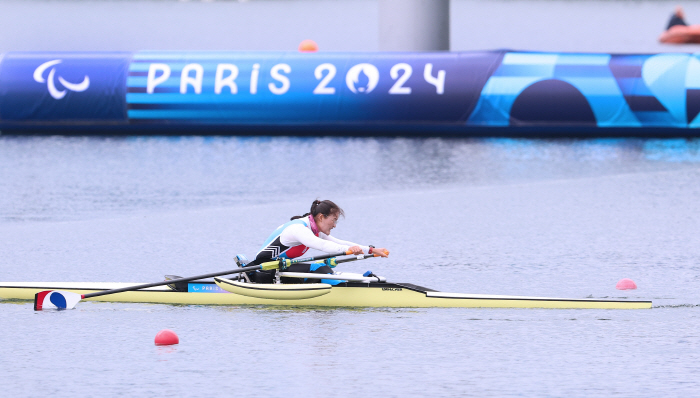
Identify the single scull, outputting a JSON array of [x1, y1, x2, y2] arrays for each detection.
[[0, 273, 652, 309]]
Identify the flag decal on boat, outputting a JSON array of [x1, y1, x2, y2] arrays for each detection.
[[34, 290, 82, 310]]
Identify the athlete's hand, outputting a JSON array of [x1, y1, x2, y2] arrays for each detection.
[[348, 245, 364, 255], [371, 247, 389, 257]]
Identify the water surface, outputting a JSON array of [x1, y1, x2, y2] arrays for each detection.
[[1, 136, 700, 396]]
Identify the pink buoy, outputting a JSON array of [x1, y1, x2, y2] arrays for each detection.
[[154, 329, 179, 346], [298, 39, 319, 52], [616, 278, 637, 290]]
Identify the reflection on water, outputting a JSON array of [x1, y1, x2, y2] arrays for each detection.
[[644, 139, 700, 162], [1, 136, 699, 222], [155, 346, 178, 356]]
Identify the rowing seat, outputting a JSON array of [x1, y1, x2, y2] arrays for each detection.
[[164, 275, 188, 292], [235, 254, 275, 283]]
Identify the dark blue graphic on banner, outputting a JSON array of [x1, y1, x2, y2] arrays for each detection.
[[468, 52, 700, 129], [0, 52, 131, 122], [126, 51, 502, 125]]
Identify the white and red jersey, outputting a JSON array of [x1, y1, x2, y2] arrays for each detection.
[[255, 216, 370, 262]]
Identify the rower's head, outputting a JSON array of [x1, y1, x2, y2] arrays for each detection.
[[291, 199, 345, 234]]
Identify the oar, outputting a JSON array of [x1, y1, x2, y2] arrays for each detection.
[[280, 253, 387, 282], [33, 250, 353, 310], [295, 253, 378, 267]]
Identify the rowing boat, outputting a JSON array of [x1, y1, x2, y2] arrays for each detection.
[[0, 273, 652, 309]]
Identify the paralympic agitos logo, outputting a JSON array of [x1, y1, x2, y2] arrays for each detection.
[[33, 60, 90, 100]]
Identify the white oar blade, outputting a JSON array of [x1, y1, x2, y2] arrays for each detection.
[[34, 290, 83, 310]]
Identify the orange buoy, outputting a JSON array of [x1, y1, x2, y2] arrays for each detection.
[[298, 39, 318, 52], [154, 329, 179, 346], [616, 278, 637, 290]]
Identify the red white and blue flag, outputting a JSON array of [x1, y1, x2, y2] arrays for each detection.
[[34, 290, 82, 310]]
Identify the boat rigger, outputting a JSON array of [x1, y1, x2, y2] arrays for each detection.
[[0, 278, 652, 310]]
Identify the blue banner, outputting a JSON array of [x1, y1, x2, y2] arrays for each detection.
[[0, 52, 131, 123], [1, 50, 700, 134], [126, 51, 501, 125]]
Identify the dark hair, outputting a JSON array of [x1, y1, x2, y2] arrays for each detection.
[[291, 199, 345, 220]]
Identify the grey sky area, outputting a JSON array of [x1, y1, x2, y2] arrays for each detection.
[[0, 0, 698, 53]]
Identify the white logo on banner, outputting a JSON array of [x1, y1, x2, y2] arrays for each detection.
[[33, 60, 90, 100], [346, 63, 379, 93]]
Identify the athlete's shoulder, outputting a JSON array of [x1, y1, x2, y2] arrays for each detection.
[[275, 218, 308, 229], [286, 218, 309, 227], [278, 219, 309, 234]]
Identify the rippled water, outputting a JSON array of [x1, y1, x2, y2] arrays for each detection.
[[1, 136, 700, 396]]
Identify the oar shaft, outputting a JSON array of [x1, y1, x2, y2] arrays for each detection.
[[82, 264, 263, 299], [297, 253, 376, 266], [257, 250, 352, 270], [284, 251, 352, 265], [81, 250, 351, 299], [336, 254, 375, 263]]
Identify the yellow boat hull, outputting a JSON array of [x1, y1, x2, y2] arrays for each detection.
[[0, 281, 652, 309], [214, 278, 332, 299]]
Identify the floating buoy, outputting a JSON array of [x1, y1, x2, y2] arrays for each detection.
[[154, 329, 179, 346], [616, 278, 637, 290], [298, 39, 318, 52]]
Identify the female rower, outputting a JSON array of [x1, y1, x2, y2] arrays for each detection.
[[251, 199, 389, 283]]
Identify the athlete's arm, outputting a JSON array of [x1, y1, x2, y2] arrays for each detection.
[[323, 234, 389, 257], [282, 224, 350, 253], [321, 233, 370, 254]]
